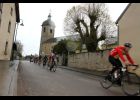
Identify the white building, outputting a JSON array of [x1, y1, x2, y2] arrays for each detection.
[[0, 3, 20, 60], [116, 3, 140, 66]]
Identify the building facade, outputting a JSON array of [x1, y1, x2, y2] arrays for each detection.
[[0, 3, 20, 60], [116, 3, 140, 65]]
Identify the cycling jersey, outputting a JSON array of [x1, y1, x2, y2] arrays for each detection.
[[109, 46, 134, 64], [49, 53, 56, 62]]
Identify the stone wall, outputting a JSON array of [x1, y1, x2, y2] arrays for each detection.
[[68, 50, 112, 71]]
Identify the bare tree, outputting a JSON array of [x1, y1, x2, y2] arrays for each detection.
[[15, 41, 23, 58], [64, 3, 116, 52]]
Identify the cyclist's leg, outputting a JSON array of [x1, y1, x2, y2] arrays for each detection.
[[52, 61, 56, 69], [50, 61, 53, 71], [43, 59, 46, 66], [108, 56, 119, 75], [114, 59, 123, 86]]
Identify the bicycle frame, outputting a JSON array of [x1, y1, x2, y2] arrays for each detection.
[[113, 64, 139, 80], [100, 64, 140, 96]]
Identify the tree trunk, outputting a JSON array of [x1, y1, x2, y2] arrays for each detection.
[[85, 21, 98, 52]]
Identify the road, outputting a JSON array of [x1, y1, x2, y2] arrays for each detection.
[[17, 61, 124, 96]]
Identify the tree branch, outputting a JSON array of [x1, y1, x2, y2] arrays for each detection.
[[80, 19, 89, 37], [75, 19, 85, 43]]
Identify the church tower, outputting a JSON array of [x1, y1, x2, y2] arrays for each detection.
[[39, 13, 55, 55]]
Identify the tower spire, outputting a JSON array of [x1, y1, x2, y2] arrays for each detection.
[[49, 9, 51, 14], [48, 9, 51, 19]]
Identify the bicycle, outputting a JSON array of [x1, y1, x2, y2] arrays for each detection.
[[38, 59, 42, 66], [100, 64, 140, 96], [49, 60, 57, 72], [43, 60, 47, 68]]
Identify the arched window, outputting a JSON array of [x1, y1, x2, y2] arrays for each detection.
[[50, 29, 53, 34], [43, 27, 46, 32]]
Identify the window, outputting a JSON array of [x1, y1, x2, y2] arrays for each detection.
[[0, 3, 3, 13], [0, 18, 1, 27], [10, 8, 13, 16], [4, 41, 8, 55], [43, 27, 46, 32], [8, 21, 11, 33], [50, 29, 52, 33]]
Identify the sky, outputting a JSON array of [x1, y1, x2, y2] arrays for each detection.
[[16, 3, 128, 56]]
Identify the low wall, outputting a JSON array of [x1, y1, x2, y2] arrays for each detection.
[[68, 50, 112, 71]]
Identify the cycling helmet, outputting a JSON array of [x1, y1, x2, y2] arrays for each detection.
[[124, 43, 132, 48]]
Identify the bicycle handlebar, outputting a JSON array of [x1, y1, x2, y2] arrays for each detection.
[[124, 64, 139, 71]]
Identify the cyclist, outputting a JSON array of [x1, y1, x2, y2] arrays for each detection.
[[43, 55, 48, 67], [38, 55, 42, 65], [48, 52, 57, 71], [108, 43, 138, 86], [30, 54, 33, 63]]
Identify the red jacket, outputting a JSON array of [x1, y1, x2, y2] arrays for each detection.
[[109, 46, 134, 64]]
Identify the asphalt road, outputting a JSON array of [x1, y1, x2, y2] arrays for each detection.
[[17, 61, 124, 96]]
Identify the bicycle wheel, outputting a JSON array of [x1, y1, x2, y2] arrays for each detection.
[[52, 66, 56, 72], [100, 75, 113, 89], [122, 72, 140, 96], [51, 64, 57, 72], [47, 62, 51, 70], [47, 65, 50, 70]]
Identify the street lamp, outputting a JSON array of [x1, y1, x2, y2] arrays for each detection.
[[11, 19, 24, 60], [14, 19, 24, 42], [20, 19, 24, 26]]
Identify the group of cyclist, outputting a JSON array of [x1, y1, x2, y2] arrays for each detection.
[[30, 51, 59, 71]]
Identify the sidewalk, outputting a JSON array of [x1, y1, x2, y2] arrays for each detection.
[[0, 60, 19, 96], [59, 66, 108, 77]]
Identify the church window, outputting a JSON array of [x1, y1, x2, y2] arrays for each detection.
[[50, 29, 53, 34], [43, 27, 46, 32]]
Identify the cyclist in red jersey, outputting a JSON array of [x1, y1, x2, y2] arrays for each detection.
[[109, 43, 137, 85]]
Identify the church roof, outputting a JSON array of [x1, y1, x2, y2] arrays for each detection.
[[42, 20, 55, 27], [42, 13, 55, 27]]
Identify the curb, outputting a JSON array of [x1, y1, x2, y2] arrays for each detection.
[[8, 60, 20, 96]]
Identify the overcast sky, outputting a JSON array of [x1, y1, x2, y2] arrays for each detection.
[[16, 3, 128, 56]]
